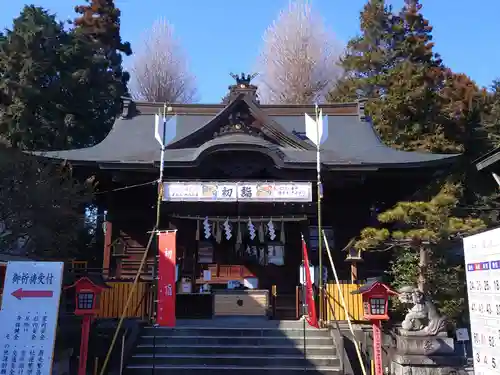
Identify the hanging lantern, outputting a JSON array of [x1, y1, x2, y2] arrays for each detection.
[[346, 247, 363, 262]]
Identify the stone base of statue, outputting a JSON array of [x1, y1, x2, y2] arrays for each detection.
[[390, 331, 467, 375]]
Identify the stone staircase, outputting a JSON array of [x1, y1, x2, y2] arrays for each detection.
[[124, 319, 342, 374]]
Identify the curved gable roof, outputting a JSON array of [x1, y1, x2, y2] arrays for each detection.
[[166, 94, 315, 150], [29, 94, 460, 171]]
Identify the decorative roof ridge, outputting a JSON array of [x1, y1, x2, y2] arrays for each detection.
[[120, 98, 364, 117]]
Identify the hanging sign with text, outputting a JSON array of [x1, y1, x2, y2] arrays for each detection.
[[157, 231, 177, 327], [162, 181, 312, 202], [0, 261, 64, 375], [463, 228, 500, 375]]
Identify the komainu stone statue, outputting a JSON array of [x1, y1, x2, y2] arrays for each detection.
[[397, 286, 448, 336]]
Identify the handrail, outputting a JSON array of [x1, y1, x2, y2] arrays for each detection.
[[99, 226, 157, 375], [325, 294, 345, 371], [322, 230, 367, 375], [119, 328, 129, 375]]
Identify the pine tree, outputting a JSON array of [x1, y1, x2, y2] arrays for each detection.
[[354, 182, 486, 319]]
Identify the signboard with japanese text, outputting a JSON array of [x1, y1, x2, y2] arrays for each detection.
[[463, 228, 500, 375], [0, 261, 64, 375], [157, 231, 177, 327], [162, 181, 312, 202]]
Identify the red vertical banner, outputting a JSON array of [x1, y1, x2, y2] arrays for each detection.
[[302, 238, 319, 328], [372, 320, 383, 375], [157, 230, 177, 327]]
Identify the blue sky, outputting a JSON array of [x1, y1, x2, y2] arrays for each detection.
[[2, 0, 498, 103]]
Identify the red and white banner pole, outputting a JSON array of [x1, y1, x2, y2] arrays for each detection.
[[157, 230, 177, 327]]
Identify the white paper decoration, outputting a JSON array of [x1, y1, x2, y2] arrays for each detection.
[[248, 218, 256, 240], [203, 217, 211, 239], [223, 218, 232, 240], [267, 220, 276, 240]]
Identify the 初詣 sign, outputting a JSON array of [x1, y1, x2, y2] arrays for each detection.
[[162, 181, 313, 202]]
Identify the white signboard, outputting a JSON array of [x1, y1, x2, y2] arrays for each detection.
[[163, 181, 312, 202], [0, 261, 64, 375], [463, 228, 500, 375]]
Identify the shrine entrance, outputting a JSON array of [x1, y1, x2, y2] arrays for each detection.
[[164, 180, 314, 320]]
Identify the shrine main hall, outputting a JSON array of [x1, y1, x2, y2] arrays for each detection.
[[36, 74, 458, 320]]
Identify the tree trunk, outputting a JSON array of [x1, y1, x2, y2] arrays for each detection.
[[418, 246, 429, 293]]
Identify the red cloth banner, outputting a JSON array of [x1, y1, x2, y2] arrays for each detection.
[[302, 238, 319, 328], [157, 231, 177, 327]]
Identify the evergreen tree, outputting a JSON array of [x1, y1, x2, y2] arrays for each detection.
[[0, 144, 94, 258], [482, 79, 500, 148], [354, 182, 486, 320], [335, 0, 493, 321], [0, 6, 76, 150], [329, 0, 484, 153], [0, 3, 131, 150], [72, 0, 132, 141], [328, 0, 397, 102]]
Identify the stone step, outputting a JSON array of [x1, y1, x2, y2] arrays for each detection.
[[172, 318, 309, 329], [124, 364, 342, 375], [128, 354, 340, 368], [138, 335, 333, 347], [141, 326, 332, 338], [134, 344, 336, 357]]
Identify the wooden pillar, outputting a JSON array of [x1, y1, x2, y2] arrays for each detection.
[[350, 262, 358, 283], [103, 221, 112, 279]]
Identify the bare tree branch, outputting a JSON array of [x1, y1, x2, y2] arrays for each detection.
[[255, 0, 344, 104], [129, 18, 198, 103]]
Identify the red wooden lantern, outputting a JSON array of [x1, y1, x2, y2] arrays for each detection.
[[64, 276, 109, 375], [352, 277, 397, 320], [352, 278, 397, 375], [64, 276, 109, 315]]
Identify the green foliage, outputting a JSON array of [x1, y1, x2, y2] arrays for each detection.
[[0, 2, 131, 151], [482, 80, 500, 148], [0, 146, 94, 258], [330, 0, 497, 321], [72, 0, 132, 133], [329, 0, 489, 154], [354, 182, 486, 320]]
